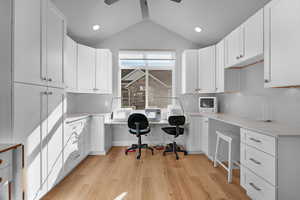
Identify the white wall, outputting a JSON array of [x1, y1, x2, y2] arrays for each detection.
[[68, 20, 201, 114]]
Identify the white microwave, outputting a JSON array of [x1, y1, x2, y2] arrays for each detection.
[[199, 97, 217, 113]]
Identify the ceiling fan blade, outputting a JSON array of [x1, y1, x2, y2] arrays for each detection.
[[104, 0, 120, 5], [169, 0, 182, 2], [140, 0, 149, 19]]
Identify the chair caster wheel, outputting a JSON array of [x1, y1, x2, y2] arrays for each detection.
[[176, 156, 179, 160], [125, 152, 128, 155], [137, 155, 141, 160], [163, 152, 166, 156], [184, 152, 188, 156]]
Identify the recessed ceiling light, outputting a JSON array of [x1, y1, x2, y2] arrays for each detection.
[[195, 27, 202, 33], [92, 25, 100, 31]]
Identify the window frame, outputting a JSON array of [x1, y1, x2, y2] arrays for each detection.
[[118, 50, 176, 109]]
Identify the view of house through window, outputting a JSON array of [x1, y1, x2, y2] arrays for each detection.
[[119, 50, 175, 109]]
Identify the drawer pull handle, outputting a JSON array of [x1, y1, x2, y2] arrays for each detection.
[[250, 138, 261, 143], [249, 182, 261, 191], [250, 158, 261, 165]]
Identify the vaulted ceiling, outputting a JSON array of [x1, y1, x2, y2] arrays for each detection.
[[52, 0, 270, 46]]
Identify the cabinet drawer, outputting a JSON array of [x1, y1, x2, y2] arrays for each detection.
[[0, 151, 12, 169], [246, 145, 276, 185], [0, 166, 12, 187], [245, 129, 276, 156], [246, 168, 276, 200]]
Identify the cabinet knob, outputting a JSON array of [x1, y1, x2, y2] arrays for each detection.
[[42, 77, 47, 81], [236, 56, 240, 60], [264, 79, 269, 83], [48, 78, 52, 82]]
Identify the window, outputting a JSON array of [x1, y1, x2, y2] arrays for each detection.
[[119, 50, 175, 109]]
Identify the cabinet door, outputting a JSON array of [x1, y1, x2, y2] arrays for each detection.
[[225, 27, 243, 68], [65, 36, 77, 90], [198, 46, 216, 93], [186, 116, 202, 153], [77, 44, 96, 92], [95, 49, 113, 94], [45, 0, 65, 88], [264, 0, 300, 87], [14, 83, 48, 200], [243, 9, 263, 61], [90, 116, 105, 154], [14, 0, 45, 86], [45, 88, 64, 190], [201, 118, 209, 155], [181, 50, 198, 94], [216, 41, 225, 93]]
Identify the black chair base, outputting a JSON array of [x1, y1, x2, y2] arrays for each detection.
[[125, 143, 154, 159], [163, 142, 188, 160]]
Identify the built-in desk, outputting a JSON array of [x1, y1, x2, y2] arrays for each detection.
[[188, 112, 300, 200]]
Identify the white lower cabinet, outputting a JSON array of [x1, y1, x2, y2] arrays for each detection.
[[14, 83, 65, 199], [186, 115, 202, 153], [90, 115, 112, 155], [201, 118, 209, 156], [240, 128, 276, 200], [63, 118, 90, 177], [186, 115, 209, 155]]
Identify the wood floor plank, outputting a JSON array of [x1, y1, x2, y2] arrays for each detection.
[[43, 147, 250, 200]]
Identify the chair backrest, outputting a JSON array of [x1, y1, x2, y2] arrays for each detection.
[[168, 115, 185, 126], [128, 113, 149, 130]]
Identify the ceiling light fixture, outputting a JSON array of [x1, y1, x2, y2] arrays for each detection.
[[195, 27, 202, 33], [92, 25, 100, 31]]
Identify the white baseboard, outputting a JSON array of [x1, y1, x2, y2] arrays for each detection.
[[89, 151, 107, 155]]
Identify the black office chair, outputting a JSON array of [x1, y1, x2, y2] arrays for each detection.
[[162, 115, 188, 160], [125, 113, 154, 159]]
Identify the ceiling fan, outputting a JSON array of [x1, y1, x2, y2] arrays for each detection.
[[104, 0, 182, 19]]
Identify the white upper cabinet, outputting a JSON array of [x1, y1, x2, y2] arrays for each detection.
[[243, 9, 264, 62], [95, 49, 113, 94], [77, 44, 96, 92], [181, 50, 198, 94], [44, 0, 65, 88], [225, 27, 243, 68], [14, 0, 65, 88], [14, 0, 44, 86], [264, 0, 300, 87], [216, 41, 225, 93], [65, 36, 77, 91], [198, 46, 216, 93], [225, 9, 263, 68], [216, 40, 240, 93]]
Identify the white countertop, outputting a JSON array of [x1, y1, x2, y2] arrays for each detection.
[[188, 112, 300, 137]]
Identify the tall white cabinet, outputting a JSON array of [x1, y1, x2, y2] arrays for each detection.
[[43, 1, 65, 88], [0, 0, 66, 198], [264, 0, 300, 88], [13, 0, 44, 86]]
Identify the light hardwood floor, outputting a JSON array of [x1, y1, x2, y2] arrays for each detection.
[[43, 147, 250, 200]]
